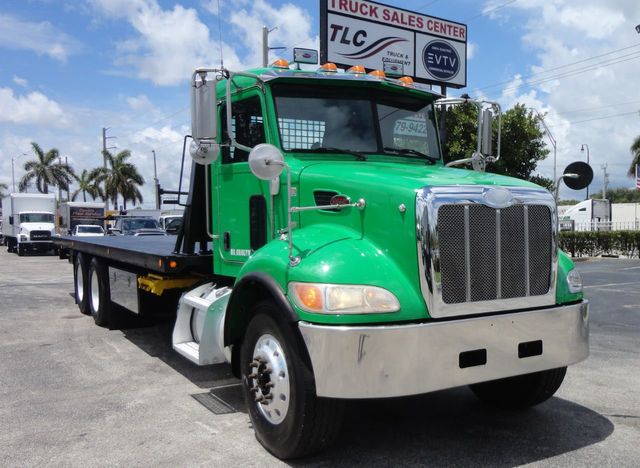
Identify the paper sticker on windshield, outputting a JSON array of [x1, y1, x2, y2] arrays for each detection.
[[394, 117, 428, 137]]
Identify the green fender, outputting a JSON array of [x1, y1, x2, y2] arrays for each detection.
[[556, 249, 584, 304], [230, 223, 428, 327]]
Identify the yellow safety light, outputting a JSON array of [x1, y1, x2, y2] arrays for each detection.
[[318, 62, 338, 73], [368, 70, 385, 79], [271, 58, 290, 69], [399, 76, 414, 86], [347, 65, 366, 74]]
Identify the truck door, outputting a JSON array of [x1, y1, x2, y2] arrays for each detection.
[[216, 93, 270, 272]]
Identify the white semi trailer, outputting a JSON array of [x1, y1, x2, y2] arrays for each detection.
[[2, 193, 56, 256]]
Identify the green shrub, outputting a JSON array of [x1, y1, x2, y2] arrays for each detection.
[[559, 230, 640, 258]]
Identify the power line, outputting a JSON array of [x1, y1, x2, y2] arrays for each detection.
[[483, 51, 640, 99], [475, 43, 640, 92], [463, 0, 518, 22]]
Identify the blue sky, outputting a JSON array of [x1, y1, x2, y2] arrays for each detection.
[[1, 0, 639, 205]]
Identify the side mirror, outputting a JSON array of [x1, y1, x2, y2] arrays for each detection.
[[248, 144, 285, 180], [191, 70, 217, 141], [481, 109, 493, 156], [562, 161, 593, 190], [9, 216, 13, 225]]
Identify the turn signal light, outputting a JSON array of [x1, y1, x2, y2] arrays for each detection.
[[347, 65, 366, 74], [399, 76, 414, 86], [318, 62, 338, 73], [294, 284, 323, 311], [368, 70, 385, 79], [271, 58, 289, 69]]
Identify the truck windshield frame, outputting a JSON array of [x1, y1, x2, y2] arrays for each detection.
[[19, 213, 54, 223], [270, 83, 441, 162]]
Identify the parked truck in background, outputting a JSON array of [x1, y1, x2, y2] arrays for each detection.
[[57, 201, 105, 235], [559, 199, 611, 231], [2, 193, 57, 256], [55, 62, 591, 459]]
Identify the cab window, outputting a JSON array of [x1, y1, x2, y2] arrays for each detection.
[[221, 96, 265, 163]]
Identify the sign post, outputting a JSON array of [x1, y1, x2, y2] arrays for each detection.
[[320, 0, 467, 89]]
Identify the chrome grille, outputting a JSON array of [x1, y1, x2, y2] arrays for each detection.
[[438, 204, 551, 304], [30, 230, 51, 241], [417, 185, 557, 318]]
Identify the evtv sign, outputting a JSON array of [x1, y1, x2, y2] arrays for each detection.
[[320, 0, 467, 88]]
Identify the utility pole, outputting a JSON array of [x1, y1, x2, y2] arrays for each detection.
[[102, 127, 117, 210], [261, 26, 286, 67], [65, 156, 70, 201], [530, 108, 556, 183], [152, 149, 160, 209], [601, 163, 609, 199]]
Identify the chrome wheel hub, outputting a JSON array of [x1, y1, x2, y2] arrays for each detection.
[[247, 333, 290, 425], [76, 264, 84, 301]]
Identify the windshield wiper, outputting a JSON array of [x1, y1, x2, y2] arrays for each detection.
[[383, 147, 437, 165], [308, 146, 368, 161]]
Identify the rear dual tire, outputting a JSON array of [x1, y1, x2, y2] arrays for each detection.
[[88, 258, 110, 326]]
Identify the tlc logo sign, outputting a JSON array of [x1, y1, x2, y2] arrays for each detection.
[[329, 24, 367, 47]]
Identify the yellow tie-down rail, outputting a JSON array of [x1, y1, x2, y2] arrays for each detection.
[[137, 273, 201, 296]]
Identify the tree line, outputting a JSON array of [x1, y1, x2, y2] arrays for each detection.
[[3, 142, 144, 210]]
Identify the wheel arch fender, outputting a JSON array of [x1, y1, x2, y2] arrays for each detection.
[[224, 271, 298, 348]]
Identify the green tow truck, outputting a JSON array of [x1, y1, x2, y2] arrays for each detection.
[[56, 61, 590, 459]]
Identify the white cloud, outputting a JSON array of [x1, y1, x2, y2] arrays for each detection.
[[467, 42, 478, 60], [126, 94, 154, 112], [0, 88, 70, 128], [229, 0, 316, 67], [92, 0, 242, 85], [0, 13, 80, 62], [12, 76, 28, 88]]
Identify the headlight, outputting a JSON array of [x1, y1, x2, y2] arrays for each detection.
[[289, 282, 400, 314], [566, 268, 583, 294], [19, 234, 28, 241]]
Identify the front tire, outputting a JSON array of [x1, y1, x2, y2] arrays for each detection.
[[88, 257, 110, 327], [469, 367, 567, 409], [240, 305, 344, 459], [17, 244, 24, 256]]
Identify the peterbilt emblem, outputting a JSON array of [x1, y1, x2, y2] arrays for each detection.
[[482, 188, 513, 208]]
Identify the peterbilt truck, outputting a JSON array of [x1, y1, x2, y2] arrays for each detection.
[[55, 61, 590, 459], [2, 193, 56, 256]]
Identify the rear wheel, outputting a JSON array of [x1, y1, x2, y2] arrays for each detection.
[[88, 257, 110, 327], [74, 253, 91, 315], [240, 304, 344, 459], [469, 367, 567, 409]]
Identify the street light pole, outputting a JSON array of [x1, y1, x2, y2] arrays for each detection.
[[529, 108, 557, 183], [581, 144, 590, 199]]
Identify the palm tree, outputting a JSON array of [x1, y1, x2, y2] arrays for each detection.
[[19, 142, 74, 194], [629, 135, 640, 177], [97, 149, 144, 210], [71, 168, 104, 202], [0, 182, 8, 198]]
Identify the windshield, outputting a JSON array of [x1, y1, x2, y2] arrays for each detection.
[[20, 213, 54, 223], [272, 83, 440, 160], [77, 225, 104, 234], [121, 219, 160, 231]]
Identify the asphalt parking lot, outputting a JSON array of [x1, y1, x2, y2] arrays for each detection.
[[0, 250, 639, 467]]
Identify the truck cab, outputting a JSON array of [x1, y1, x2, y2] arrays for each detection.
[[177, 63, 589, 458], [2, 193, 56, 256]]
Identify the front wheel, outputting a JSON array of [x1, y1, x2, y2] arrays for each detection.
[[240, 305, 344, 459], [469, 367, 567, 409]]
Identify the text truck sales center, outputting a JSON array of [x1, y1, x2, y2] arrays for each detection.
[[321, 0, 467, 89]]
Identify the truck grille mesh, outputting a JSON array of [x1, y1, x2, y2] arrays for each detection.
[[30, 230, 51, 241], [438, 204, 551, 304]]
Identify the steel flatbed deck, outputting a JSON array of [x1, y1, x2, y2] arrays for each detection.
[[55, 236, 212, 275]]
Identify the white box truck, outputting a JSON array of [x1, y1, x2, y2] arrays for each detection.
[[2, 193, 56, 256], [57, 201, 105, 235]]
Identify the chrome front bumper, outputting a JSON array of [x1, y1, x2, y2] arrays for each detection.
[[299, 301, 589, 399]]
